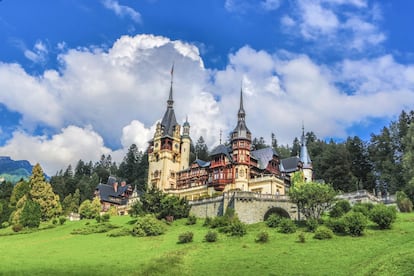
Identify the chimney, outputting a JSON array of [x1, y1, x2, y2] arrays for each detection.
[[113, 182, 118, 193]]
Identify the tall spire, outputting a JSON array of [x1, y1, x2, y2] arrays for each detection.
[[232, 87, 250, 140], [300, 123, 312, 166], [167, 63, 174, 107], [160, 64, 178, 136], [238, 87, 246, 121]]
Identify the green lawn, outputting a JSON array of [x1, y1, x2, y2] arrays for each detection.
[[0, 213, 413, 275]]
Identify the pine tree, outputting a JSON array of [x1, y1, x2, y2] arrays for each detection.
[[195, 136, 209, 161], [29, 164, 62, 221]]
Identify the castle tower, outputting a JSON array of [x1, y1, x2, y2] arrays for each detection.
[[231, 88, 251, 191], [180, 116, 191, 170], [147, 71, 186, 191], [300, 124, 313, 182]]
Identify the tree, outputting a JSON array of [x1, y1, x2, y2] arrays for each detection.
[[79, 197, 101, 219], [9, 180, 30, 208], [291, 137, 300, 156], [289, 181, 337, 220], [20, 200, 41, 228], [403, 122, 414, 201], [195, 136, 209, 161], [62, 188, 80, 215], [29, 164, 62, 221], [252, 137, 267, 150]]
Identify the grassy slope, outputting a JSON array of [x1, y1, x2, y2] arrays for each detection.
[[0, 213, 413, 276]]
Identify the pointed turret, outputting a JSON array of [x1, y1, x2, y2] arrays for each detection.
[[300, 125, 311, 166], [160, 76, 178, 137], [231, 88, 251, 140]]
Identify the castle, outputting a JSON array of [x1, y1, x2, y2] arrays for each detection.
[[147, 73, 313, 200]]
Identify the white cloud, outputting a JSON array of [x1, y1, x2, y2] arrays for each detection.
[[0, 34, 413, 176], [0, 126, 112, 176], [102, 0, 141, 23], [261, 0, 281, 11], [283, 0, 386, 51]]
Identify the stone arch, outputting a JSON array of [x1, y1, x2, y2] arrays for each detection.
[[264, 206, 290, 221]]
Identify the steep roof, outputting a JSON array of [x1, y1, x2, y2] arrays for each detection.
[[210, 144, 233, 161], [231, 88, 251, 140], [251, 147, 278, 170], [160, 83, 178, 137], [95, 177, 132, 205], [280, 156, 301, 173]]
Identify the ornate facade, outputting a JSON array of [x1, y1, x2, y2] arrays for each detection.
[[147, 76, 312, 200]]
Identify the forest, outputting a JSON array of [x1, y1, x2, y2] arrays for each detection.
[[1, 110, 414, 225]]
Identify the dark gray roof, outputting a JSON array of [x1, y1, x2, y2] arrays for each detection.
[[96, 177, 131, 205], [232, 88, 251, 140], [280, 156, 301, 173], [251, 147, 278, 170], [160, 84, 178, 137], [210, 144, 233, 161]]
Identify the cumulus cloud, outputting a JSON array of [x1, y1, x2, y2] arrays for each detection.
[[0, 126, 112, 176], [282, 0, 385, 51], [0, 34, 413, 175], [102, 0, 142, 23]]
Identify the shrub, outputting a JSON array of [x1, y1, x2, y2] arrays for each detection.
[[107, 227, 131, 237], [314, 227, 334, 240], [279, 218, 296, 234], [266, 214, 282, 228], [255, 231, 269, 243], [227, 221, 247, 237], [203, 217, 212, 227], [306, 218, 319, 232], [298, 232, 306, 243], [52, 218, 58, 225], [369, 204, 397, 229], [186, 215, 197, 225], [204, 230, 218, 242], [12, 224, 23, 232], [101, 213, 111, 223], [1, 222, 10, 229], [352, 203, 374, 217], [59, 216, 66, 225], [178, 231, 194, 243], [131, 215, 166, 237], [342, 211, 367, 236], [398, 198, 413, 213], [325, 218, 347, 234], [71, 223, 119, 235], [329, 200, 351, 218], [95, 216, 101, 223]]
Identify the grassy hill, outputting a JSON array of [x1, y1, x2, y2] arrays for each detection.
[[0, 213, 413, 275]]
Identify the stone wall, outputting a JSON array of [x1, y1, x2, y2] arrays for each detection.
[[189, 191, 299, 224]]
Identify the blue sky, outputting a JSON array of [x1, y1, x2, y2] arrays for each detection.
[[1, 0, 414, 175]]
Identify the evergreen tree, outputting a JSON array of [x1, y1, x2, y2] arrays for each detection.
[[252, 137, 267, 150], [195, 136, 209, 161], [291, 137, 300, 156], [20, 200, 41, 228], [9, 180, 30, 208], [402, 122, 414, 201], [29, 164, 62, 221]]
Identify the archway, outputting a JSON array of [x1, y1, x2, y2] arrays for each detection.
[[264, 207, 290, 221]]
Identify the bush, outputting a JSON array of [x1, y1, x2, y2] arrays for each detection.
[[279, 218, 296, 234], [204, 230, 218, 242], [352, 203, 374, 217], [227, 221, 247, 237], [325, 218, 347, 234], [59, 216, 66, 225], [12, 224, 23, 232], [266, 214, 282, 228], [398, 198, 413, 213], [131, 215, 166, 237], [95, 216, 101, 223], [329, 200, 351, 218], [1, 222, 10, 229], [298, 232, 306, 243], [107, 227, 131, 237], [186, 215, 197, 225], [71, 223, 119, 235], [203, 217, 212, 227], [52, 218, 58, 225], [369, 204, 397, 229], [306, 218, 319, 232], [342, 211, 367, 236], [178, 231, 193, 244], [255, 231, 269, 243], [101, 213, 111, 223], [314, 227, 334, 240]]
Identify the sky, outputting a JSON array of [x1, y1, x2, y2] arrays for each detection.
[[1, 0, 414, 176]]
